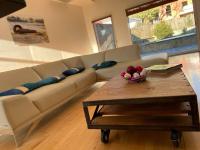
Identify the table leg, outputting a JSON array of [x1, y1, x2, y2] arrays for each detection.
[[83, 105, 91, 127], [92, 105, 102, 120], [101, 129, 110, 144], [190, 99, 200, 128], [171, 130, 182, 147]]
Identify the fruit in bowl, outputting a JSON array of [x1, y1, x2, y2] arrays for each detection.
[[121, 65, 148, 83]]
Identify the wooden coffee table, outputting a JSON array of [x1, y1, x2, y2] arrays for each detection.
[[83, 69, 200, 147]]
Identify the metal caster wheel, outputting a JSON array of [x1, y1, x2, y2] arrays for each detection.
[[101, 129, 110, 143], [171, 130, 182, 147]]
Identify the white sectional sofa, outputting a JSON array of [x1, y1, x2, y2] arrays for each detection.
[[0, 45, 168, 146]]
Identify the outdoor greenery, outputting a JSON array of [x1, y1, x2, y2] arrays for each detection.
[[130, 8, 159, 23], [129, 0, 196, 43], [153, 21, 173, 40]]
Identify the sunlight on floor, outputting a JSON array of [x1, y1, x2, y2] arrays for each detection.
[[169, 52, 200, 65]]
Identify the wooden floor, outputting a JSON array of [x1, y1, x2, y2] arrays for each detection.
[[1, 52, 200, 150]]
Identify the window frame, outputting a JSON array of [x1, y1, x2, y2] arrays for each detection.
[[125, 0, 177, 16]]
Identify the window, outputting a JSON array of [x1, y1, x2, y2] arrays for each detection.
[[92, 16, 116, 51], [126, 0, 197, 56], [166, 5, 172, 16]]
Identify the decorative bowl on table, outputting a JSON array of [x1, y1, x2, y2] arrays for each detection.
[[121, 66, 149, 83]]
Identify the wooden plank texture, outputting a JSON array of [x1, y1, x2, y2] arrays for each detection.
[[99, 102, 191, 116], [85, 69, 196, 105], [92, 116, 193, 129]]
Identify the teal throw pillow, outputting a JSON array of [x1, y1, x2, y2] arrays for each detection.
[[92, 61, 117, 70], [22, 76, 65, 93], [0, 76, 65, 97], [0, 89, 24, 97]]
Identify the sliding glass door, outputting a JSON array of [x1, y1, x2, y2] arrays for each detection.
[[126, 0, 198, 56]]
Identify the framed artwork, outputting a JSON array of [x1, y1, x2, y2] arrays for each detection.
[[93, 16, 116, 51], [7, 16, 49, 44]]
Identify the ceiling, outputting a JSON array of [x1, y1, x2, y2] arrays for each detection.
[[52, 0, 95, 6]]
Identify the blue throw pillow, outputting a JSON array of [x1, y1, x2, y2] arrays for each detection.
[[92, 61, 117, 70], [63, 67, 85, 77], [21, 76, 65, 93], [39, 77, 58, 86], [22, 82, 42, 92], [0, 89, 24, 97], [0, 76, 66, 97]]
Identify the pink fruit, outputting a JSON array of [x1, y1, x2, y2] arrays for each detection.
[[121, 72, 126, 77], [133, 72, 140, 79], [124, 73, 132, 80]]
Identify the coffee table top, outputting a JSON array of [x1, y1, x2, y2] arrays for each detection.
[[84, 69, 196, 106]]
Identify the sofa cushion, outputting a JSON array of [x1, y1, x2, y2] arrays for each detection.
[[142, 53, 168, 61], [105, 44, 141, 62], [61, 68, 96, 90], [26, 82, 76, 112], [62, 56, 84, 68], [139, 57, 168, 68], [0, 67, 41, 91], [33, 61, 68, 79], [81, 52, 105, 68], [0, 95, 40, 129]]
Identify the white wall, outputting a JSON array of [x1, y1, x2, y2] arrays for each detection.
[[82, 0, 150, 53], [0, 0, 91, 72]]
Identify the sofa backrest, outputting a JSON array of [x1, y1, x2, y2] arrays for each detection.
[[32, 61, 68, 79], [104, 44, 141, 62], [0, 45, 142, 90], [62, 56, 84, 68], [0, 67, 41, 91], [81, 52, 105, 68]]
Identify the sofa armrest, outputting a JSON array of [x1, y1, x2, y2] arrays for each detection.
[[142, 53, 168, 62], [0, 95, 40, 130]]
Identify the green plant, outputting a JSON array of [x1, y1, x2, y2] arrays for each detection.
[[182, 27, 187, 34], [185, 15, 194, 27], [153, 21, 173, 40], [130, 7, 159, 23]]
